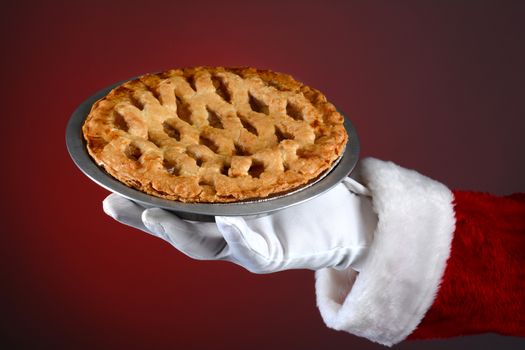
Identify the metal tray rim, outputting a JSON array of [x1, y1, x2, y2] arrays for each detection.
[[66, 78, 360, 220]]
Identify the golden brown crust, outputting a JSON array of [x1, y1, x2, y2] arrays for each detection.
[[82, 67, 348, 202]]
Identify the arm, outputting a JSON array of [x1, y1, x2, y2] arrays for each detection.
[[316, 158, 525, 345], [103, 157, 525, 345]]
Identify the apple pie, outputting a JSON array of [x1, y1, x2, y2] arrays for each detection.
[[82, 67, 348, 202]]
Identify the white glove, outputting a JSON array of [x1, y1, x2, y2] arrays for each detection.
[[103, 178, 377, 273]]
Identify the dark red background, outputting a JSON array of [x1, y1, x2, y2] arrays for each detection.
[[1, 1, 524, 349]]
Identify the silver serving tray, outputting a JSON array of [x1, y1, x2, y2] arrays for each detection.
[[66, 78, 360, 221]]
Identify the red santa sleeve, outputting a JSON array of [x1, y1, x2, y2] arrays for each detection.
[[315, 158, 525, 346]]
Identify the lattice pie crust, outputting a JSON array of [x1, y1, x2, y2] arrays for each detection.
[[82, 67, 348, 202]]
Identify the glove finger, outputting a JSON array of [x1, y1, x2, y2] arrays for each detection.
[[142, 208, 227, 260], [342, 177, 371, 196], [216, 216, 272, 273], [102, 193, 149, 233]]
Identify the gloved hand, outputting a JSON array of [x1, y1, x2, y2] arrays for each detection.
[[102, 178, 377, 273]]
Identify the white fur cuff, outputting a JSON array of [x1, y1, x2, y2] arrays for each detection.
[[315, 158, 455, 346]]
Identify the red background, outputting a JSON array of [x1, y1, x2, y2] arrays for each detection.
[[1, 1, 524, 349]]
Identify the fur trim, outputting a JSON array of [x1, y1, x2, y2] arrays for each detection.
[[315, 158, 455, 346]]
